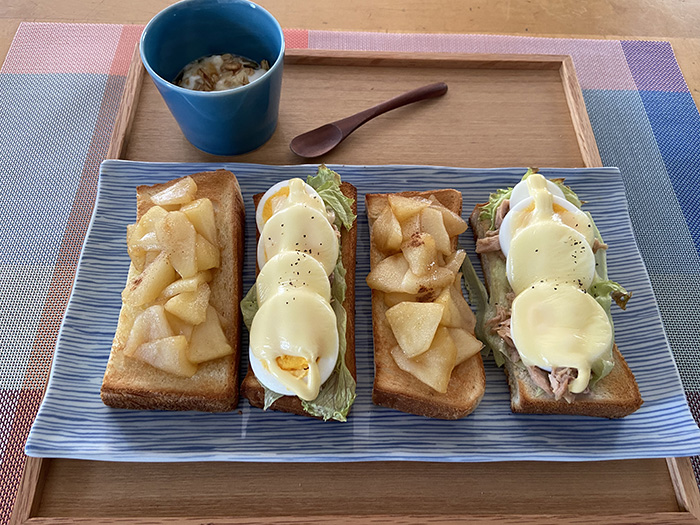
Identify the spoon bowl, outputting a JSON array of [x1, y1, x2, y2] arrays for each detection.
[[290, 123, 344, 158]]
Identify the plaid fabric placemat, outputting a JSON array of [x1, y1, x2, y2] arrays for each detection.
[[2, 22, 699, 523]]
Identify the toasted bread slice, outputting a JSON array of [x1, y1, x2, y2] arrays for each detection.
[[367, 190, 486, 420], [240, 182, 357, 417], [470, 204, 643, 418], [101, 169, 244, 412]]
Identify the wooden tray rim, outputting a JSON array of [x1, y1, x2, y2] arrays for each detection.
[[11, 46, 700, 524]]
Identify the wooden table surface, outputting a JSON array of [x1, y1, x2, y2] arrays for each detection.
[[2, 0, 700, 111]]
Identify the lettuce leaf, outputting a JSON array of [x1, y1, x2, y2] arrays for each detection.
[[461, 254, 503, 364], [240, 166, 357, 421], [240, 285, 258, 332], [307, 165, 356, 230], [301, 298, 356, 421], [478, 187, 512, 231]]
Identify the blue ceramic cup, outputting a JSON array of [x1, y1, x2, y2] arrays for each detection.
[[140, 0, 285, 155]]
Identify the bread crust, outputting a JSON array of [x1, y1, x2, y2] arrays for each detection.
[[101, 169, 244, 412], [367, 190, 486, 420], [240, 181, 357, 418], [469, 204, 643, 418]]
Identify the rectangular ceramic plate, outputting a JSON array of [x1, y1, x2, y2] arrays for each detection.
[[25, 160, 700, 462]]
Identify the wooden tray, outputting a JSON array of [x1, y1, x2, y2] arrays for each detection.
[[12, 48, 700, 524]]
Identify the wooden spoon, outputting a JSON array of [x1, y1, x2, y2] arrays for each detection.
[[289, 82, 448, 158]]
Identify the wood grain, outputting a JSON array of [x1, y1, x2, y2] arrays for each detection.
[[125, 52, 584, 167], [668, 457, 700, 519], [31, 459, 679, 520], [105, 43, 144, 160], [559, 56, 603, 168], [9, 457, 46, 525]]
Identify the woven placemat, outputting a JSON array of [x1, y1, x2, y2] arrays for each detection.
[[1, 23, 699, 524]]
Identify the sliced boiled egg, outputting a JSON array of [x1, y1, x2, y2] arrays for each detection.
[[509, 177, 564, 209], [510, 281, 613, 394], [249, 288, 339, 400], [258, 203, 339, 275], [499, 194, 594, 257], [506, 221, 595, 294], [256, 250, 331, 305], [255, 178, 326, 232]]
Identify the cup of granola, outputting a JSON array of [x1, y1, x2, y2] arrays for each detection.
[[140, 0, 285, 155]]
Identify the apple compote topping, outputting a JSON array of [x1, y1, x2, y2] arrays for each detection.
[[175, 53, 270, 92], [366, 194, 482, 393], [121, 176, 232, 377]]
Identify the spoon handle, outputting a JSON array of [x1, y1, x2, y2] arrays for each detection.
[[333, 82, 448, 136]]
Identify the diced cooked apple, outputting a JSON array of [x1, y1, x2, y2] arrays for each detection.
[[372, 205, 403, 253], [386, 301, 444, 357], [451, 274, 477, 332], [434, 285, 462, 328], [124, 305, 174, 356], [158, 271, 213, 300], [156, 211, 197, 278], [188, 306, 233, 363], [448, 327, 483, 365], [433, 204, 468, 236], [400, 213, 421, 243], [181, 198, 217, 245], [366, 254, 409, 292], [164, 282, 211, 325], [126, 224, 147, 271], [150, 176, 197, 206], [421, 207, 451, 255], [401, 265, 454, 295], [144, 251, 159, 267], [123, 252, 177, 307], [166, 311, 194, 340], [195, 234, 220, 271], [383, 291, 418, 307], [132, 335, 197, 377], [132, 206, 168, 240], [390, 326, 457, 393], [401, 232, 438, 276], [388, 195, 431, 222], [444, 249, 466, 274]]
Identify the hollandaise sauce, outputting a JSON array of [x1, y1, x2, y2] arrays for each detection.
[[502, 174, 613, 394], [249, 178, 340, 400]]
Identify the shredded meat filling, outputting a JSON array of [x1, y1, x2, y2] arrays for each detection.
[[476, 229, 501, 254], [527, 366, 553, 395], [592, 238, 608, 253], [494, 199, 510, 230], [549, 367, 578, 401]]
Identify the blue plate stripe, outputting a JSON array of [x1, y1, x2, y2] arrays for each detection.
[[24, 160, 700, 463]]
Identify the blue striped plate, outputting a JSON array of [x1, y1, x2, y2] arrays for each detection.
[[25, 160, 700, 462]]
